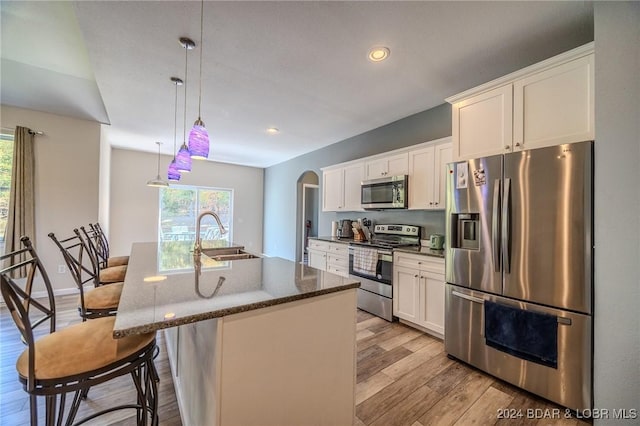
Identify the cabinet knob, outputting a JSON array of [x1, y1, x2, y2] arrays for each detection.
[[434, 202, 439, 205], [414, 274, 418, 278], [429, 202, 433, 205], [505, 145, 511, 150], [515, 143, 521, 147]]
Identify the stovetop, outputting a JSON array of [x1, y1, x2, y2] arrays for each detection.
[[349, 224, 421, 250]]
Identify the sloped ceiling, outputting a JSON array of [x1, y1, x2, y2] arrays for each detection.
[[1, 1, 593, 167]]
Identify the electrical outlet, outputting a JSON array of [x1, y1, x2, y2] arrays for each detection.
[[57, 264, 66, 274]]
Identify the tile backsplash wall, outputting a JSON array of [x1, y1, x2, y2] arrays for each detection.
[[327, 209, 445, 240]]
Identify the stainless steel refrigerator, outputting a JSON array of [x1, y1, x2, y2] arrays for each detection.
[[444, 141, 593, 411]]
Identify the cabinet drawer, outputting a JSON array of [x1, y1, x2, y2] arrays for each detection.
[[308, 239, 330, 251], [327, 242, 349, 256], [327, 254, 348, 268], [394, 252, 444, 274], [326, 264, 349, 278]]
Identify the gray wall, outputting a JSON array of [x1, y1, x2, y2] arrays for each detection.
[[264, 103, 451, 260], [593, 2, 640, 421]]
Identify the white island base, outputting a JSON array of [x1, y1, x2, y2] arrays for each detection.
[[164, 289, 357, 426]]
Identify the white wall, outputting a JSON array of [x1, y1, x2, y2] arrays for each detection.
[[593, 2, 640, 420], [0, 105, 101, 291], [109, 148, 264, 257]]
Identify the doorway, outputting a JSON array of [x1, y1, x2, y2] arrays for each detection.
[[296, 171, 319, 264]]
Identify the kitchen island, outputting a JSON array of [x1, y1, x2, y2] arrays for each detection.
[[114, 241, 360, 426]]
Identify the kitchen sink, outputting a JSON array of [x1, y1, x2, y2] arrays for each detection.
[[201, 246, 259, 261]]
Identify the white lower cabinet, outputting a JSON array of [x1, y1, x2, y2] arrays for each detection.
[[307, 240, 349, 277], [393, 252, 445, 337]]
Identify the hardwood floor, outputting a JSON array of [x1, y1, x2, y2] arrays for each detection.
[[1, 297, 591, 426], [354, 310, 592, 426]]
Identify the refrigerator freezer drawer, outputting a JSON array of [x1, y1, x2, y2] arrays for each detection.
[[445, 284, 592, 411]]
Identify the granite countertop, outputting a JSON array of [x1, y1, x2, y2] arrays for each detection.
[[113, 241, 359, 338], [311, 236, 354, 244], [393, 246, 445, 258], [311, 236, 445, 258]]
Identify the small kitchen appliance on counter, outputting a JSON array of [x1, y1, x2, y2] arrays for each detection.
[[349, 224, 420, 321], [444, 141, 593, 411]]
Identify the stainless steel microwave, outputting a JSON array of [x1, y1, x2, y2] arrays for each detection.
[[361, 175, 408, 210]]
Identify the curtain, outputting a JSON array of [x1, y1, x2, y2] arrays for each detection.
[[3, 126, 35, 277]]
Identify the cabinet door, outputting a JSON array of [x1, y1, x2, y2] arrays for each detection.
[[421, 272, 445, 335], [322, 168, 344, 211], [408, 146, 435, 210], [307, 249, 327, 271], [432, 143, 452, 209], [364, 158, 388, 179], [514, 54, 594, 150], [386, 152, 409, 176], [343, 162, 364, 211], [365, 153, 409, 179], [452, 84, 513, 160], [393, 266, 420, 322]]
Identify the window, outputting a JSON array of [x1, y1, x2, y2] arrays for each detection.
[[0, 132, 14, 253], [159, 185, 232, 243]]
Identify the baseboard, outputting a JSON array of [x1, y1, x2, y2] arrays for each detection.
[[0, 287, 79, 306]]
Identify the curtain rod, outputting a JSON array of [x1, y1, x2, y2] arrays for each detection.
[[0, 126, 44, 136]]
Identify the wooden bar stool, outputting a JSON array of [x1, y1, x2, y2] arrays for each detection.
[[0, 236, 158, 426], [49, 231, 122, 320]]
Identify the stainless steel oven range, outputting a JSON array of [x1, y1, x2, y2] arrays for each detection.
[[349, 224, 420, 321]]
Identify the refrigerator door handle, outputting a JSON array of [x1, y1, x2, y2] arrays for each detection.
[[502, 178, 511, 273], [452, 290, 485, 304], [492, 179, 501, 272]]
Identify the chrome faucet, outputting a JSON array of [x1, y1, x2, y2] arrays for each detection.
[[193, 211, 227, 256]]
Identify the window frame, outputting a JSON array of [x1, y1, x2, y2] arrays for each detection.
[[158, 184, 234, 244]]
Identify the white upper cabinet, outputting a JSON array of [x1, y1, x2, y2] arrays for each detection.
[[452, 85, 513, 160], [408, 138, 452, 210], [342, 162, 365, 211], [364, 152, 409, 180], [447, 43, 594, 161], [322, 138, 450, 212], [322, 161, 364, 212], [322, 168, 344, 211], [513, 54, 594, 151]]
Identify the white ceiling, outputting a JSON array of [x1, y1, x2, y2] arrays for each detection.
[[1, 1, 593, 168]]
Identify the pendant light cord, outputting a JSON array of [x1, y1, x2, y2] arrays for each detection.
[[156, 142, 161, 174], [183, 42, 189, 144], [197, 0, 204, 119], [173, 80, 178, 156]]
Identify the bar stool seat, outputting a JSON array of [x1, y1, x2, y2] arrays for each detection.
[[17, 316, 154, 381], [99, 264, 128, 284], [107, 255, 130, 267], [82, 282, 123, 311]]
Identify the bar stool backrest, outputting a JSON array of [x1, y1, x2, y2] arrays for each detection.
[[0, 236, 56, 392], [48, 231, 101, 318], [81, 224, 109, 270]]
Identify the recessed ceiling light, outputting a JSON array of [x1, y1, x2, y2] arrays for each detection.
[[368, 46, 390, 62], [266, 127, 279, 134]]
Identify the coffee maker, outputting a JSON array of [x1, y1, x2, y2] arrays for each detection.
[[337, 220, 353, 238]]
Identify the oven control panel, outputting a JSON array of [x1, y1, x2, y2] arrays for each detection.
[[374, 224, 420, 236]]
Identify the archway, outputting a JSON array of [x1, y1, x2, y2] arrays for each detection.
[[296, 171, 319, 263]]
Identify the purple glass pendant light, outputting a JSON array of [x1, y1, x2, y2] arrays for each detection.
[[188, 0, 209, 160], [168, 77, 183, 181], [176, 37, 195, 173]]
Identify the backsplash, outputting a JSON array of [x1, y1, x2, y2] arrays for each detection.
[[321, 209, 445, 240]]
